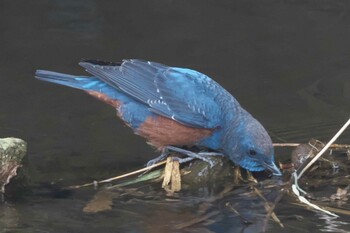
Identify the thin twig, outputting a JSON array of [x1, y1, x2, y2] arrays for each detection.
[[273, 143, 350, 150], [262, 188, 287, 231], [273, 143, 301, 147], [67, 160, 166, 189], [297, 118, 350, 179], [291, 176, 339, 217], [291, 202, 350, 216], [225, 202, 251, 224], [252, 187, 284, 228]]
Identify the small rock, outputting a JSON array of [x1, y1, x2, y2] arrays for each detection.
[[181, 157, 234, 188], [291, 140, 324, 169], [291, 144, 313, 169]]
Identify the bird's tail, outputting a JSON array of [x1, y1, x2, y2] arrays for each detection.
[[35, 70, 101, 90]]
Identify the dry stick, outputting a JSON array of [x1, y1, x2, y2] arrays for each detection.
[[273, 143, 301, 147], [67, 160, 166, 189], [252, 187, 284, 228], [297, 118, 350, 179], [262, 188, 287, 231], [225, 202, 251, 224], [273, 143, 350, 149], [291, 202, 350, 216]]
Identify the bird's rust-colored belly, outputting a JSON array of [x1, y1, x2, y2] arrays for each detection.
[[85, 90, 213, 149], [138, 115, 214, 148]]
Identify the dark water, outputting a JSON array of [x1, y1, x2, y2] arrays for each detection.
[[1, 0, 350, 232]]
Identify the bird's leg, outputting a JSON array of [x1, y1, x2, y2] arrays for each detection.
[[146, 146, 224, 167], [169, 146, 224, 167], [141, 149, 195, 177], [146, 147, 196, 167], [167, 146, 224, 157], [165, 146, 212, 167]]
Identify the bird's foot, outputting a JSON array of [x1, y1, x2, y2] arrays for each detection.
[[146, 146, 224, 168]]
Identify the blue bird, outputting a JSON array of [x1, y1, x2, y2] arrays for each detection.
[[35, 59, 281, 176]]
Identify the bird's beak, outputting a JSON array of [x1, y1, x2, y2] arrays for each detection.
[[263, 161, 282, 176]]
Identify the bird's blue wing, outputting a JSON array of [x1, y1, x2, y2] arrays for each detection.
[[152, 67, 223, 128], [79, 59, 226, 128], [79, 60, 162, 102]]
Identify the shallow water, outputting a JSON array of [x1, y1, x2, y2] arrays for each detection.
[[1, 0, 350, 232]]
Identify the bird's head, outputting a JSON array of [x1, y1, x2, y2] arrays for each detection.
[[223, 111, 281, 176]]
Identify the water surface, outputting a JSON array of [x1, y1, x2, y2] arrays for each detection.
[[1, 0, 350, 232]]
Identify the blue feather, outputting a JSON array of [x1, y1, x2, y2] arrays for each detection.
[[35, 69, 153, 128], [78, 60, 240, 129]]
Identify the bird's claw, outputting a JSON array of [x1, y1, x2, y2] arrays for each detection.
[[146, 153, 167, 167], [146, 159, 156, 167]]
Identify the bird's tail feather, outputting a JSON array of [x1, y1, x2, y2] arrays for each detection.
[[35, 70, 99, 90]]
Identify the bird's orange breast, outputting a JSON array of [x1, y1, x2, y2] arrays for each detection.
[[138, 115, 214, 149]]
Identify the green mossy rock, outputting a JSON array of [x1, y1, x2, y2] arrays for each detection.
[[181, 157, 235, 188]]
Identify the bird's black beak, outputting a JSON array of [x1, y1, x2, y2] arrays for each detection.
[[263, 161, 282, 176]]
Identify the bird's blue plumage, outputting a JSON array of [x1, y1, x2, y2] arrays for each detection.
[[78, 60, 234, 128], [35, 69, 153, 128], [35, 59, 281, 175]]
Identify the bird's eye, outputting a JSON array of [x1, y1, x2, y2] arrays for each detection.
[[249, 149, 257, 156]]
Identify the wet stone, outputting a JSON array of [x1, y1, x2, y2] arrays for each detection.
[[181, 157, 235, 189], [291, 144, 313, 169]]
